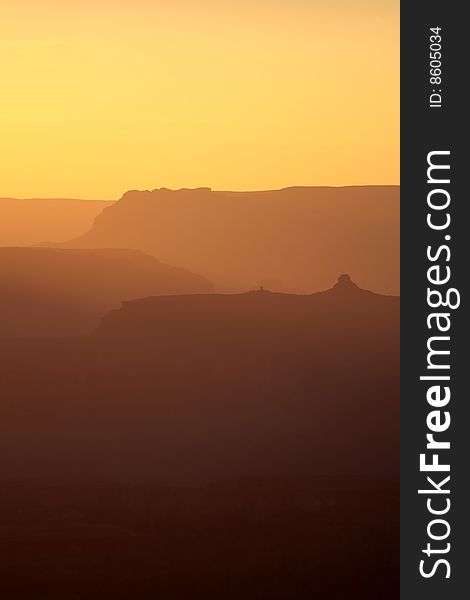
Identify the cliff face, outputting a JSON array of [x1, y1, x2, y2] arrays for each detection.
[[61, 186, 400, 295]]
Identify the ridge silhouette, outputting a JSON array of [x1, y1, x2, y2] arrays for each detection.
[[0, 197, 112, 246], [0, 274, 399, 598], [51, 185, 399, 295], [0, 275, 398, 480], [0, 247, 212, 337]]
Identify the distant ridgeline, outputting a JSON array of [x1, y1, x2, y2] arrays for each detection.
[[53, 186, 399, 295], [0, 197, 112, 246], [0, 247, 212, 337]]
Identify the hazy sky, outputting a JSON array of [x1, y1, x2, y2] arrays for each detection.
[[1, 0, 399, 199]]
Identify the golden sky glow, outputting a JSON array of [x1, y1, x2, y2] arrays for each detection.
[[1, 0, 399, 199]]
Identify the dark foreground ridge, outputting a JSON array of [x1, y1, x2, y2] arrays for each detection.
[[0, 477, 398, 600], [1, 275, 398, 481], [0, 276, 399, 599]]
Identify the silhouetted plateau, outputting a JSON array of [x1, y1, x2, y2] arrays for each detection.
[[0, 197, 112, 246], [0, 276, 399, 598], [56, 186, 400, 294], [0, 247, 212, 337], [0, 276, 398, 480]]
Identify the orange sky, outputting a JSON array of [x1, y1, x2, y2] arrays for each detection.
[[1, 0, 399, 199]]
